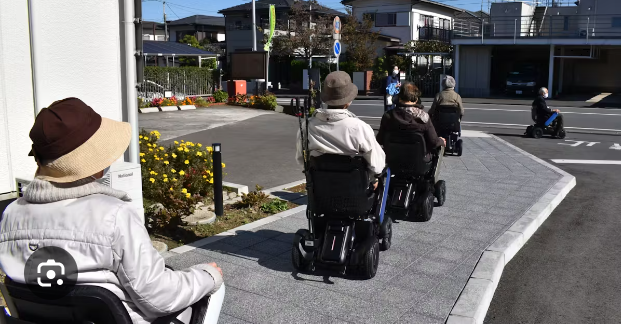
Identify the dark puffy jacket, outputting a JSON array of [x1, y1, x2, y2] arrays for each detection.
[[376, 104, 444, 155], [532, 95, 553, 124]]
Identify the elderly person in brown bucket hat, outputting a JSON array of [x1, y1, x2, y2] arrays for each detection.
[[0, 98, 224, 323], [296, 71, 386, 189]]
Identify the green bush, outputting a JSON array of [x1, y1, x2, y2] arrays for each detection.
[[213, 90, 228, 103], [254, 93, 277, 110], [233, 185, 269, 208], [260, 199, 289, 214]]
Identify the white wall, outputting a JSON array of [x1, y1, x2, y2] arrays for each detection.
[[352, 0, 412, 42], [0, 0, 127, 194], [0, 1, 38, 193]]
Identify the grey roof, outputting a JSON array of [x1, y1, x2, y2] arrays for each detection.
[[219, 0, 341, 16], [342, 0, 465, 12], [143, 41, 217, 57], [168, 15, 225, 27], [457, 10, 490, 19]]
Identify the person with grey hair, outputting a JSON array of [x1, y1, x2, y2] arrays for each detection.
[[533, 87, 564, 137], [429, 75, 464, 124]]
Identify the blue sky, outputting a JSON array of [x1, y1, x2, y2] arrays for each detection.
[[142, 0, 486, 22]]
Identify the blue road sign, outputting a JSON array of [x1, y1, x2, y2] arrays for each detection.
[[334, 40, 341, 57]]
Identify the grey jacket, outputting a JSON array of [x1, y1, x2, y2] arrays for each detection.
[[0, 178, 223, 323]]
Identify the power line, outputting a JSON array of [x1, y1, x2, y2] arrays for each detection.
[[166, 3, 181, 19]]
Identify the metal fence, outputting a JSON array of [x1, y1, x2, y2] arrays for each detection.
[[454, 14, 621, 40], [138, 67, 217, 101]]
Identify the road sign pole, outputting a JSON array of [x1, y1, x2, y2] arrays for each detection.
[[333, 16, 341, 72]]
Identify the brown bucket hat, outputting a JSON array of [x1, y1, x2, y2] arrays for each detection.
[[320, 71, 358, 107], [29, 97, 131, 183]]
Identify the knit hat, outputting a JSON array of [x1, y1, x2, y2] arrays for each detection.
[[321, 71, 358, 107], [442, 75, 456, 89], [28, 97, 131, 183]]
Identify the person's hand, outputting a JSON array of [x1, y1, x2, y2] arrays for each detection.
[[555, 109, 560, 113], [208, 262, 223, 276], [440, 137, 446, 146], [373, 182, 378, 190], [397, 82, 401, 87]]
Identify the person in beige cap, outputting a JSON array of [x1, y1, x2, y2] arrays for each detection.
[[296, 71, 386, 188], [0, 98, 224, 323]]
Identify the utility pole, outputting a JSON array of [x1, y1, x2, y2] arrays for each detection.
[[163, 1, 168, 41]]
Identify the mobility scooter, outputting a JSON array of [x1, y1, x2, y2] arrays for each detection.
[[433, 105, 463, 156], [383, 130, 446, 222], [291, 103, 392, 280], [525, 108, 566, 139]]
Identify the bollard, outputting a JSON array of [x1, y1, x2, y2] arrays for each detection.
[[295, 97, 300, 110], [212, 143, 223, 217]]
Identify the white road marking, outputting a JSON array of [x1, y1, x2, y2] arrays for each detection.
[[611, 143, 621, 150], [551, 159, 621, 165], [458, 122, 621, 133], [558, 140, 600, 147], [586, 93, 612, 103]]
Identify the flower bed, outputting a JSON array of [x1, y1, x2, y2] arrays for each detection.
[[140, 130, 294, 248], [227, 92, 278, 111], [138, 96, 217, 112]]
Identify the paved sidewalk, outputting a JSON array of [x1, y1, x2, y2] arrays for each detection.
[[164, 131, 566, 324]]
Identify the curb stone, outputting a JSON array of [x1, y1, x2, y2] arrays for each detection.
[[447, 133, 576, 324]]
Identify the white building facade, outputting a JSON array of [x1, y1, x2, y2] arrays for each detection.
[[0, 0, 139, 198]]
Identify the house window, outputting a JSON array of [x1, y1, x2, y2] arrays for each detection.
[[421, 15, 434, 27], [563, 16, 569, 31], [439, 18, 451, 29], [612, 17, 621, 28], [375, 13, 397, 27]]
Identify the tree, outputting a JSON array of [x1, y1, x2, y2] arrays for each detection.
[[178, 35, 202, 66], [341, 7, 380, 71], [268, 0, 332, 65]]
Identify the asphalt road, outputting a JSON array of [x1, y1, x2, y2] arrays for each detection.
[[278, 97, 621, 322], [277, 98, 621, 135], [476, 128, 621, 323]]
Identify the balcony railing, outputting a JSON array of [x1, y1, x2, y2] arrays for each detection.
[[454, 14, 621, 40], [418, 26, 453, 43]]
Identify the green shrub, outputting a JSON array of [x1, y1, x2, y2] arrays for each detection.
[[233, 185, 269, 209], [260, 199, 289, 214], [254, 93, 277, 110], [213, 90, 228, 103]]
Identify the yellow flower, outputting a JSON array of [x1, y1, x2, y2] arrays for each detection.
[[149, 148, 153, 152], [174, 141, 179, 145], [171, 169, 176, 173], [221, 163, 226, 168], [149, 178, 155, 183], [185, 193, 191, 198], [203, 175, 207, 178], [196, 151, 203, 157], [181, 140, 185, 143], [169, 187, 173, 191], [163, 174, 168, 178], [184, 148, 189, 153], [209, 178, 214, 183], [181, 188, 188, 194], [149, 171, 156, 175], [172, 153, 177, 158], [165, 154, 168, 157], [179, 170, 185, 176], [184, 160, 189, 164], [140, 153, 145, 157], [164, 161, 169, 165], [139, 135, 143, 139], [141, 158, 146, 163], [139, 141, 141, 144], [163, 178, 168, 182], [177, 147, 183, 152], [172, 178, 177, 181], [206, 146, 213, 152], [197, 143, 203, 147], [159, 147, 164, 151]]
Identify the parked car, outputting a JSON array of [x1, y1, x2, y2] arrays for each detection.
[[505, 64, 541, 96]]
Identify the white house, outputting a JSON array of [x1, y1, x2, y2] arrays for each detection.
[[0, 0, 140, 202], [342, 0, 464, 46]]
